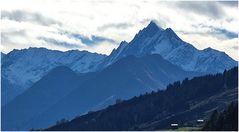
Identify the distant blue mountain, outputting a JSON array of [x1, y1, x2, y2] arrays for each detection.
[[2, 54, 200, 130], [2, 66, 95, 130], [1, 48, 106, 105]]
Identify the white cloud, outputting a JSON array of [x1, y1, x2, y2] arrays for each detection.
[[1, 0, 238, 60]]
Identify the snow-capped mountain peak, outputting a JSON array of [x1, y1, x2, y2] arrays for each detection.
[[100, 21, 237, 73], [138, 21, 164, 38], [1, 47, 106, 105], [163, 28, 182, 41]]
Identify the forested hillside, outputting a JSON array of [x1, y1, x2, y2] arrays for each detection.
[[202, 102, 238, 131], [46, 67, 238, 131]]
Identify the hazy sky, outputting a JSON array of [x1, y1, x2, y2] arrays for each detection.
[[1, 0, 238, 60]]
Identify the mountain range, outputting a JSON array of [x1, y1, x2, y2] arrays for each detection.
[[98, 21, 237, 73], [46, 67, 238, 131], [2, 54, 200, 130], [1, 48, 106, 105], [1, 21, 238, 130]]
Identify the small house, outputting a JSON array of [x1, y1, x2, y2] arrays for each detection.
[[171, 123, 178, 130]]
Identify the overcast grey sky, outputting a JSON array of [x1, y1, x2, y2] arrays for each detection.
[[1, 0, 238, 60]]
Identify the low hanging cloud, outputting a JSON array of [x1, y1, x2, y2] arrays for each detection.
[[98, 22, 134, 31], [212, 28, 238, 39], [232, 45, 238, 50], [38, 37, 83, 49], [175, 1, 226, 19], [1, 10, 62, 26], [178, 24, 238, 40], [1, 30, 27, 44], [75, 35, 117, 45], [218, 1, 238, 7], [63, 31, 117, 45]]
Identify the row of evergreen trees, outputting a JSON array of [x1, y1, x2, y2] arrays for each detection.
[[202, 102, 238, 131]]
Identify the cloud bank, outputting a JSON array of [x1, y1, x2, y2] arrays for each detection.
[[1, 0, 238, 60]]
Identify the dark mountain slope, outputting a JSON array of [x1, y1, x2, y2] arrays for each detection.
[[46, 67, 238, 131], [26, 54, 198, 130], [1, 66, 95, 130]]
